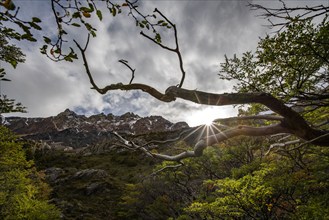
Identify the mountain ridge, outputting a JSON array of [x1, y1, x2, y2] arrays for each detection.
[[4, 108, 190, 150]]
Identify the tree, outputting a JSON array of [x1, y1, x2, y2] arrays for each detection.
[[0, 126, 61, 219], [183, 141, 329, 219], [1, 0, 328, 161], [0, 18, 59, 216], [0, 31, 26, 116], [0, 0, 42, 116]]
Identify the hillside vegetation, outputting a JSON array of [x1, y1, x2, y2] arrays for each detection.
[[28, 128, 329, 219]]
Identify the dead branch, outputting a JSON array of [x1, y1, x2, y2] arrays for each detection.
[[142, 128, 191, 147], [266, 139, 301, 155], [111, 123, 292, 162]]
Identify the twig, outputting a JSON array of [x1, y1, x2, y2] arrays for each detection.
[[287, 132, 329, 151], [140, 8, 186, 88], [118, 59, 135, 84], [142, 128, 191, 147]]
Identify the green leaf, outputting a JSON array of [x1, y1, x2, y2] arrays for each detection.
[[90, 30, 96, 37], [112, 7, 117, 17], [155, 33, 161, 43], [32, 17, 41, 23], [88, 3, 94, 12], [53, 49, 59, 54], [64, 56, 73, 62], [71, 23, 81, 27], [29, 22, 42, 30], [43, 36, 51, 44], [72, 12, 81, 18], [96, 10, 103, 21], [10, 60, 18, 68]]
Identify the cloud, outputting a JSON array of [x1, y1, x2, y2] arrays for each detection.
[[1, 0, 296, 125]]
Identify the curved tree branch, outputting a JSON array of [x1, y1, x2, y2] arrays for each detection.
[[164, 86, 329, 146], [76, 43, 328, 146], [112, 123, 292, 162]]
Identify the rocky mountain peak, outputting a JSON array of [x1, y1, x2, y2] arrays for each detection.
[[4, 109, 189, 149], [58, 108, 77, 117], [120, 112, 140, 120]]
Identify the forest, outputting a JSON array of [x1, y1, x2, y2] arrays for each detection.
[[0, 0, 328, 219]]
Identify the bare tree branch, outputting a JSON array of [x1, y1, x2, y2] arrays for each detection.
[[266, 139, 301, 155], [74, 35, 104, 94], [118, 59, 135, 84], [214, 115, 284, 123], [75, 44, 329, 147], [148, 163, 183, 177], [164, 86, 329, 146], [287, 132, 329, 151], [111, 123, 292, 162], [249, 1, 329, 29], [140, 8, 186, 88], [142, 128, 191, 147], [154, 8, 186, 88]]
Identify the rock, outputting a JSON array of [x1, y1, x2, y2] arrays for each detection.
[[171, 121, 189, 130], [85, 182, 108, 195], [56, 108, 78, 118], [72, 169, 108, 180], [44, 167, 64, 183]]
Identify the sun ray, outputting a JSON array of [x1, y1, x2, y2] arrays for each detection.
[[194, 91, 202, 104], [180, 125, 204, 142]]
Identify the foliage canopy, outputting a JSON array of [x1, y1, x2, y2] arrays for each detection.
[[0, 126, 60, 219]]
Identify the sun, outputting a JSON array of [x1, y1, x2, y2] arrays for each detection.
[[186, 107, 222, 127], [204, 117, 214, 126], [185, 106, 238, 127]]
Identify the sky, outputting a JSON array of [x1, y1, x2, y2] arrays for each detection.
[[1, 0, 328, 126]]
